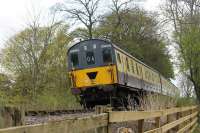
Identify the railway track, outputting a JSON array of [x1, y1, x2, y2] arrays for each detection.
[[25, 108, 94, 116], [25, 108, 95, 125], [24, 105, 137, 125]]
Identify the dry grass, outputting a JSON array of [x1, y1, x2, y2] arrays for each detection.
[[140, 93, 177, 110], [127, 93, 177, 111]]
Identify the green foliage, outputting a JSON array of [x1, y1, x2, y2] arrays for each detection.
[[193, 124, 200, 133], [72, 8, 174, 78], [1, 23, 79, 108], [176, 97, 196, 107], [164, 0, 200, 103], [175, 25, 200, 102], [34, 89, 80, 111], [178, 26, 200, 79], [0, 74, 12, 106], [0, 74, 10, 89], [70, 28, 90, 40]]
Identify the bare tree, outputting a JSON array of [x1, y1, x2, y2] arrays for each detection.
[[55, 0, 102, 39], [111, 0, 133, 26]]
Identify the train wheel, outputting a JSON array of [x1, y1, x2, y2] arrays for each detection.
[[127, 94, 141, 110]]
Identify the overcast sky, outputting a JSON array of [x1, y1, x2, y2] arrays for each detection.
[[0, 0, 63, 47], [0, 0, 162, 48]]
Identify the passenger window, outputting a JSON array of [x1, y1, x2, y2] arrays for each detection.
[[126, 58, 130, 71], [137, 65, 142, 76], [136, 64, 139, 75], [152, 73, 154, 82], [140, 67, 143, 76], [71, 52, 79, 67], [117, 53, 121, 63], [102, 48, 112, 64], [150, 73, 152, 81], [145, 71, 148, 80], [86, 51, 95, 65], [131, 61, 134, 73]]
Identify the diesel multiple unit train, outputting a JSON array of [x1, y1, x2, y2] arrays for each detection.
[[67, 39, 179, 108]]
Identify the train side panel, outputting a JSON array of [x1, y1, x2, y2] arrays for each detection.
[[142, 66, 162, 93], [115, 49, 142, 89], [115, 48, 162, 93], [160, 76, 179, 97]]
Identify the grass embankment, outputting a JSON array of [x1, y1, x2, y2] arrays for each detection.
[[193, 124, 200, 133], [0, 87, 81, 112], [176, 97, 197, 107], [25, 89, 81, 111]]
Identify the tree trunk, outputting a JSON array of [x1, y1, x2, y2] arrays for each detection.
[[194, 84, 200, 103], [88, 24, 93, 39]]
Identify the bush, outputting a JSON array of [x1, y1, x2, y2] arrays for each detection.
[[176, 97, 196, 107]]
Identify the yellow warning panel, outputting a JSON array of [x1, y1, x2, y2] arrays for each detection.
[[69, 65, 117, 88]]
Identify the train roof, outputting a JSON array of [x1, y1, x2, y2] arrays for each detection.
[[67, 38, 178, 90]]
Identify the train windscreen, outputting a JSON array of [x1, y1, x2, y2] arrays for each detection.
[[70, 52, 79, 68], [102, 47, 112, 64], [68, 40, 115, 70]]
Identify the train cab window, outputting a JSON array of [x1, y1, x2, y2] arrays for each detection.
[[117, 53, 121, 63], [86, 51, 95, 65], [102, 48, 112, 64], [70, 52, 79, 68]]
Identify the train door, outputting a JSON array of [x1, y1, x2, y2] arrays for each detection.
[[115, 51, 129, 85], [121, 55, 126, 84], [136, 63, 144, 89], [120, 54, 127, 85], [124, 57, 129, 85], [116, 51, 125, 85], [140, 66, 145, 90]]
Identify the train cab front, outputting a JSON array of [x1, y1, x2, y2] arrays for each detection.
[[67, 39, 117, 107]]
